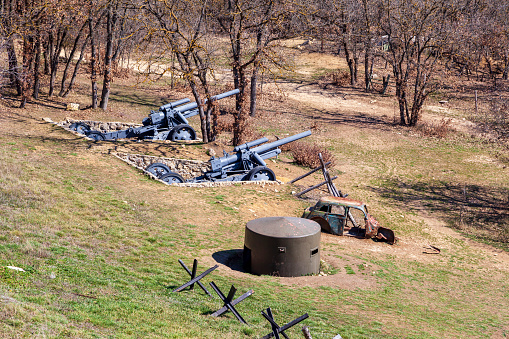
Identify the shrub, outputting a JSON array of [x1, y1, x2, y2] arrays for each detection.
[[474, 96, 509, 139], [283, 141, 336, 168], [319, 70, 350, 88], [416, 118, 452, 138]]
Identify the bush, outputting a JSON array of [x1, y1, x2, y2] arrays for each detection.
[[283, 141, 336, 168], [416, 118, 452, 138], [475, 96, 509, 139], [319, 70, 350, 88]]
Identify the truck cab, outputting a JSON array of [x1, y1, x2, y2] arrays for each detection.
[[302, 196, 395, 244]]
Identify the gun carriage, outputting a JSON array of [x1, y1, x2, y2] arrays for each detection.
[[146, 130, 312, 184], [70, 89, 239, 142]]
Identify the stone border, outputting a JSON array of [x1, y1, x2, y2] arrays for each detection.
[[114, 152, 282, 187], [43, 118, 282, 187], [59, 117, 142, 133], [46, 117, 203, 143], [115, 152, 210, 180]]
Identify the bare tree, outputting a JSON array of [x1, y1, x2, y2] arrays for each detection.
[[212, 0, 306, 144], [100, 0, 130, 110], [59, 20, 88, 96], [315, 0, 362, 86], [376, 0, 464, 126], [141, 0, 220, 142]]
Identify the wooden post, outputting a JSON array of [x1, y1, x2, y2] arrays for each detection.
[[475, 90, 478, 113]]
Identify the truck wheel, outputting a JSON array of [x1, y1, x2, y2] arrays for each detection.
[[87, 131, 105, 141], [247, 166, 276, 181], [160, 172, 185, 184], [69, 122, 91, 134], [146, 163, 171, 178], [169, 124, 196, 141]]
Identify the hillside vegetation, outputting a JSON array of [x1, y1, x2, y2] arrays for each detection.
[[1, 46, 509, 339]]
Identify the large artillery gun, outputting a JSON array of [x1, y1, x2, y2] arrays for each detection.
[[146, 130, 312, 184], [70, 89, 239, 142]]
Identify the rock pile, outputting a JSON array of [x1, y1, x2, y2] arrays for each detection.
[[60, 118, 141, 133]]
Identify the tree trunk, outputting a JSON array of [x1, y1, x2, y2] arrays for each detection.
[[59, 21, 87, 96], [100, 5, 116, 110], [189, 80, 208, 143], [503, 51, 509, 80], [47, 32, 55, 95], [233, 63, 248, 146], [394, 74, 408, 125], [48, 28, 67, 97], [89, 17, 98, 109], [6, 38, 21, 95], [381, 74, 390, 94], [33, 37, 41, 99], [344, 40, 355, 86], [43, 40, 50, 75], [19, 37, 35, 108], [364, 42, 373, 91], [231, 32, 249, 146], [250, 60, 260, 117], [63, 32, 91, 98]]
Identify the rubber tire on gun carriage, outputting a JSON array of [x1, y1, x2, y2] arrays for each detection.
[[159, 172, 185, 184], [145, 163, 171, 178], [86, 131, 106, 141], [69, 122, 91, 135], [247, 166, 276, 181], [169, 124, 196, 141]]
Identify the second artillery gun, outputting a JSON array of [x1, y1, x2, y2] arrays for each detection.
[[146, 130, 312, 184], [70, 89, 240, 142]]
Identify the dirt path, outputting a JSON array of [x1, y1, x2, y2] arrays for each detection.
[[255, 58, 509, 287]]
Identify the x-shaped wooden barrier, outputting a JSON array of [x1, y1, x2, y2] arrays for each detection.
[[260, 307, 309, 339], [172, 259, 218, 297], [209, 281, 253, 324]]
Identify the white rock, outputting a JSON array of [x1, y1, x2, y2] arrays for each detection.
[[1, 295, 18, 303], [6, 266, 25, 272], [66, 103, 80, 111]]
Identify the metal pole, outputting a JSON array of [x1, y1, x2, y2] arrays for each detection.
[[295, 176, 338, 197], [289, 162, 331, 184]]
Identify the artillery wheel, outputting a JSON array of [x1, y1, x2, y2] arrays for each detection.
[[169, 124, 196, 141], [159, 172, 185, 184], [146, 163, 171, 178], [87, 131, 105, 141], [247, 166, 276, 181], [69, 122, 91, 134]]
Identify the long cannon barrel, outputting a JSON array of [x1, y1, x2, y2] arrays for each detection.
[[175, 89, 240, 113], [209, 130, 311, 172], [251, 130, 312, 155], [233, 137, 269, 152], [159, 98, 191, 112]]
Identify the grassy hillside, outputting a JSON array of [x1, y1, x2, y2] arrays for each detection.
[[1, 52, 508, 338]]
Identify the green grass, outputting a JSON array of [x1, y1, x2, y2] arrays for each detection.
[[1, 73, 509, 338], [1, 128, 508, 338]]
